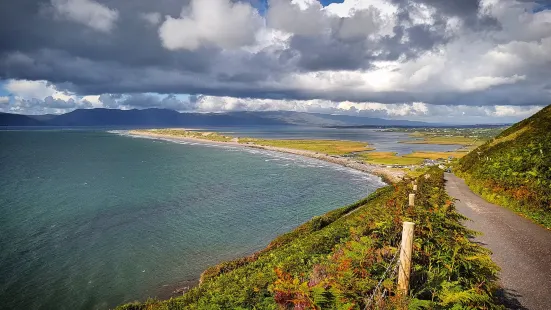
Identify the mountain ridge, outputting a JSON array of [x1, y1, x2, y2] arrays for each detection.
[[0, 108, 439, 127]]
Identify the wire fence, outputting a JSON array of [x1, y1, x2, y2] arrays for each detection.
[[364, 242, 402, 310]]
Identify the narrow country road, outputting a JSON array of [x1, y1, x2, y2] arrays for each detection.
[[444, 173, 551, 310]]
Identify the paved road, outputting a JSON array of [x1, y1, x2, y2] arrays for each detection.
[[444, 173, 551, 310]]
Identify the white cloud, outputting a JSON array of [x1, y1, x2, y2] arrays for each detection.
[[492, 105, 542, 117], [2, 79, 93, 114], [0, 96, 9, 105], [51, 0, 119, 32], [192, 95, 541, 124], [267, 0, 328, 36], [158, 0, 262, 50], [141, 12, 161, 26], [460, 75, 526, 92], [5, 80, 59, 100]]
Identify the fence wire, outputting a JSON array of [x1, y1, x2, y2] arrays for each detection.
[[364, 243, 401, 310]]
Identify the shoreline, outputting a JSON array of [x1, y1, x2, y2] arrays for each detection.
[[119, 130, 405, 183], [113, 129, 401, 300]]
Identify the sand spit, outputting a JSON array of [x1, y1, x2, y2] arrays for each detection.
[[120, 130, 405, 183]]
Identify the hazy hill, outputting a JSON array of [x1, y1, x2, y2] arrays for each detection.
[[0, 108, 435, 127], [457, 104, 551, 227], [0, 112, 46, 126]]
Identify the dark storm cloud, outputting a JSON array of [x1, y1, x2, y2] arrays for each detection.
[[288, 35, 372, 71], [0, 0, 467, 89], [0, 0, 213, 73], [390, 0, 479, 18], [0, 0, 548, 111]]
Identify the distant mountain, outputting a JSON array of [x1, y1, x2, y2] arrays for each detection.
[[0, 112, 46, 126], [457, 104, 551, 227], [0, 108, 438, 127]]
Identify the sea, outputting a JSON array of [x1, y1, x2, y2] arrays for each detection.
[[0, 129, 391, 310]]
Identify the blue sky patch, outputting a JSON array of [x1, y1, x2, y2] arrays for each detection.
[[0, 82, 10, 97], [253, 0, 345, 15], [532, 0, 551, 13]]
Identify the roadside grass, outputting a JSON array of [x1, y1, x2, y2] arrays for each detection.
[[117, 168, 503, 310], [457, 172, 551, 230], [456, 105, 551, 229], [405, 167, 430, 178], [239, 138, 374, 155]]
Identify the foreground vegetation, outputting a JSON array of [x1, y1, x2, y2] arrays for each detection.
[[457, 105, 551, 229], [118, 168, 502, 309]]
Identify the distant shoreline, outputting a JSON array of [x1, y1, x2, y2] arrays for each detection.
[[113, 129, 401, 299], [117, 130, 405, 183]]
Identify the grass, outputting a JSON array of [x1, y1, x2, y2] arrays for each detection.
[[116, 168, 503, 309], [358, 151, 467, 166], [358, 152, 425, 165], [459, 173, 551, 230], [131, 129, 235, 142], [239, 138, 374, 156], [405, 151, 468, 160], [487, 126, 530, 147], [400, 135, 484, 146], [457, 104, 551, 229]]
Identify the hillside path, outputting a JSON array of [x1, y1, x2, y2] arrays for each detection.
[[444, 173, 551, 310]]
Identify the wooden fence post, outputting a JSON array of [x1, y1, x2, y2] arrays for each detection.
[[398, 221, 415, 295], [413, 184, 417, 191], [408, 193, 415, 207]]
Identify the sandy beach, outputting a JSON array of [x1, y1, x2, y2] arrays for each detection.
[[122, 130, 405, 183]]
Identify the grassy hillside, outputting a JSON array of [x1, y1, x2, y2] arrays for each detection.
[[117, 168, 502, 309], [456, 105, 551, 229]]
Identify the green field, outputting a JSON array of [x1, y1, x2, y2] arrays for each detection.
[[400, 135, 484, 146], [130, 129, 235, 142], [239, 138, 374, 155], [390, 127, 504, 146], [358, 151, 467, 166]]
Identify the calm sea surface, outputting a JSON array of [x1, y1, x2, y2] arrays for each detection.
[[0, 130, 384, 310]]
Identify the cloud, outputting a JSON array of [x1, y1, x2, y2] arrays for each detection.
[[51, 0, 119, 32], [159, 0, 262, 50], [2, 79, 93, 114], [0, 96, 9, 105], [0, 0, 549, 120], [266, 0, 328, 36], [141, 12, 161, 26], [5, 79, 61, 100], [0, 78, 543, 124]]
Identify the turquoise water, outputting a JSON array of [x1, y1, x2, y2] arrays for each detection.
[[0, 130, 384, 310]]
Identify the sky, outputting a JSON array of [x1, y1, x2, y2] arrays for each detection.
[[0, 0, 550, 124]]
